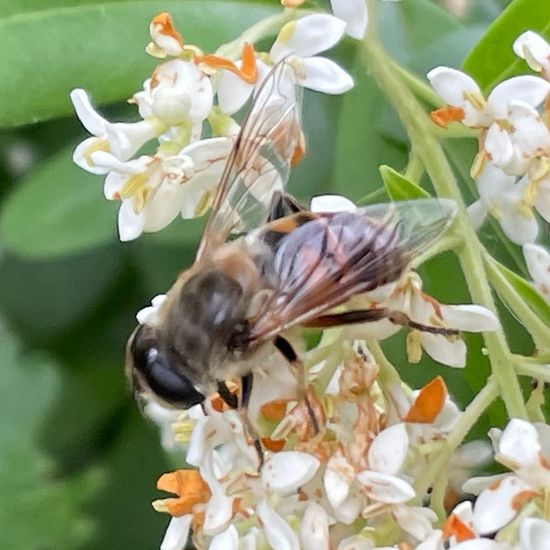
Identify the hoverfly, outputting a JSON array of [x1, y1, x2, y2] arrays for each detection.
[[126, 60, 457, 418]]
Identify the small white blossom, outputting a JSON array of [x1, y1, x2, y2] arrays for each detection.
[[330, 0, 368, 40], [217, 14, 353, 114], [100, 137, 232, 240], [467, 419, 550, 535]]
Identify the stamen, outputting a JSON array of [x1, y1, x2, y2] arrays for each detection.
[[463, 90, 487, 111], [195, 43, 258, 84], [150, 12, 184, 49], [83, 139, 110, 166], [430, 106, 465, 128]]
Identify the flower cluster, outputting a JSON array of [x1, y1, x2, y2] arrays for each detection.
[[70, 4, 365, 241], [151, 340, 464, 550], [151, 394, 550, 550], [428, 31, 550, 246]]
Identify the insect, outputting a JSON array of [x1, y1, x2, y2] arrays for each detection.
[[126, 59, 457, 417]]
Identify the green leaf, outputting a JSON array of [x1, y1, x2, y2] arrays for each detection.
[[462, 0, 550, 92], [492, 258, 550, 327], [0, 333, 98, 549], [0, 1, 279, 128], [380, 165, 430, 201], [0, 143, 118, 257]]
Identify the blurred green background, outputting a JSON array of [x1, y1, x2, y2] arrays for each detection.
[[0, 0, 523, 548]]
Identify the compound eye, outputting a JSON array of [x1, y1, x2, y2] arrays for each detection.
[[143, 348, 205, 408], [129, 326, 205, 409]]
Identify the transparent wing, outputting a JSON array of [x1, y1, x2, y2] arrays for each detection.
[[196, 59, 303, 259], [246, 198, 457, 342]]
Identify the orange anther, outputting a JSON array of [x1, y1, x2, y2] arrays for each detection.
[[431, 106, 465, 128], [157, 469, 211, 516], [195, 43, 258, 85], [442, 513, 476, 542], [404, 376, 447, 423]]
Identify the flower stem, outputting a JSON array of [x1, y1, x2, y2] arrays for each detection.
[[367, 339, 402, 387], [514, 356, 550, 382], [360, 11, 527, 419], [413, 377, 499, 497]]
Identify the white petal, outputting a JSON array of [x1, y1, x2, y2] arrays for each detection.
[[461, 473, 508, 496], [393, 504, 437, 541], [497, 418, 540, 468], [262, 451, 320, 495], [297, 56, 354, 94], [420, 332, 467, 368], [331, 486, 364, 524], [151, 86, 192, 125], [142, 182, 185, 233], [186, 416, 209, 467], [209, 525, 239, 550], [488, 76, 550, 118], [73, 137, 111, 175], [473, 475, 533, 534], [519, 517, 550, 550], [498, 199, 539, 245], [514, 31, 550, 75], [70, 88, 107, 136], [217, 66, 255, 115], [324, 468, 351, 509], [367, 423, 409, 475], [476, 162, 516, 200], [106, 119, 158, 161], [183, 137, 233, 170], [440, 304, 499, 332], [508, 100, 550, 155], [93, 152, 151, 176], [485, 123, 514, 169], [467, 199, 488, 229], [330, 0, 368, 40], [415, 529, 444, 550], [203, 491, 234, 535], [310, 194, 357, 212], [160, 515, 192, 550], [534, 179, 550, 223], [356, 471, 415, 503], [118, 199, 145, 241], [270, 14, 346, 60], [523, 244, 550, 302], [257, 500, 300, 550], [299, 501, 330, 550]]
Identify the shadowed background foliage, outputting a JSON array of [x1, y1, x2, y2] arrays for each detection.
[[0, 0, 523, 548]]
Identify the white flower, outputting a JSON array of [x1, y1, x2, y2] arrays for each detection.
[[142, 397, 182, 451], [99, 137, 232, 240], [523, 243, 550, 303], [330, 0, 368, 40], [467, 163, 539, 244], [217, 14, 353, 114], [513, 31, 550, 80], [70, 89, 163, 174], [468, 419, 550, 535], [133, 60, 213, 125], [428, 67, 550, 128]]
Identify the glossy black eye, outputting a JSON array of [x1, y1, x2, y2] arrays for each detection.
[[129, 326, 205, 409]]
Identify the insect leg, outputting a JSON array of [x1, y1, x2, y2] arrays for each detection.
[[217, 381, 238, 409], [267, 192, 304, 222], [305, 308, 459, 336], [274, 336, 320, 434], [240, 372, 254, 408]]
